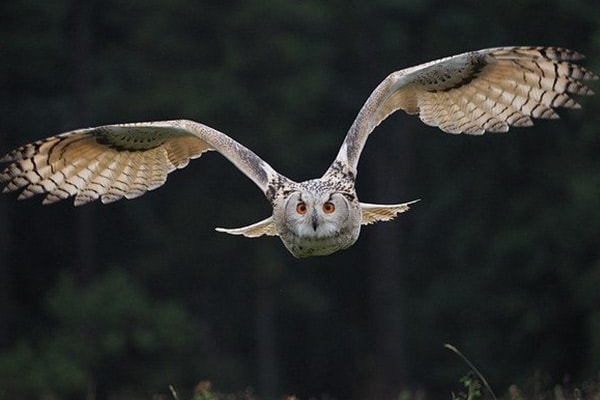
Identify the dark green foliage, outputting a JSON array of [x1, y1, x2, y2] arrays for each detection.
[[452, 373, 483, 400], [1, 0, 599, 399], [0, 269, 202, 398]]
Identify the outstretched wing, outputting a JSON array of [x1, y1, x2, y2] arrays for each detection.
[[215, 216, 278, 237], [360, 200, 420, 225], [0, 119, 287, 205], [332, 46, 597, 173]]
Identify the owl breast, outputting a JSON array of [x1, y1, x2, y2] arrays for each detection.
[[280, 223, 361, 258]]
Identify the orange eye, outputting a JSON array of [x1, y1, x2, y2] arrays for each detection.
[[296, 202, 307, 214], [323, 202, 335, 214]]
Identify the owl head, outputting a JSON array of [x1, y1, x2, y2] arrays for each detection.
[[274, 184, 361, 257]]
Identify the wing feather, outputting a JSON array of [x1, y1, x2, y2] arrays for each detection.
[[360, 200, 419, 225], [332, 46, 597, 172], [1, 120, 288, 205], [215, 216, 278, 237]]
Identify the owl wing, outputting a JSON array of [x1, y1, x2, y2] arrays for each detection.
[[360, 199, 419, 225], [0, 119, 287, 205], [332, 46, 597, 172], [215, 216, 278, 237]]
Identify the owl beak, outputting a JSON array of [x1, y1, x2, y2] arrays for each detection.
[[311, 212, 319, 231]]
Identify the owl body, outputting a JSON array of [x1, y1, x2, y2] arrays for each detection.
[[0, 46, 596, 257]]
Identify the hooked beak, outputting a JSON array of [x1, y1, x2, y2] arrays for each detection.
[[311, 212, 319, 231]]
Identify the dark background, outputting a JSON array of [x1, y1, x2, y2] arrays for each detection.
[[1, 1, 599, 399]]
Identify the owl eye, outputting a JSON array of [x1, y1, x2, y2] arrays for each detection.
[[296, 202, 307, 214], [323, 202, 335, 214]]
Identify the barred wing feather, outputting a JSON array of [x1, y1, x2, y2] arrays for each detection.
[[0, 120, 281, 205], [337, 46, 597, 171]]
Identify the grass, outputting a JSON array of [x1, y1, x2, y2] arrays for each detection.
[[165, 376, 600, 400], [164, 345, 599, 400]]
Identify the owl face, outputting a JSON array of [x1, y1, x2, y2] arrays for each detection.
[[276, 188, 361, 257], [285, 191, 349, 237]]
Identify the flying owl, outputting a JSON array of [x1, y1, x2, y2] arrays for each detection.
[[1, 47, 596, 257]]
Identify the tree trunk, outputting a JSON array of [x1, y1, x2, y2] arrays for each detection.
[[366, 117, 415, 399], [0, 195, 11, 348], [69, 0, 96, 286], [0, 58, 12, 348], [254, 249, 280, 398]]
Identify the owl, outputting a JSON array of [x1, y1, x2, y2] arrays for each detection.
[[1, 47, 596, 257]]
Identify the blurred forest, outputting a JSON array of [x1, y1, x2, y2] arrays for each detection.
[[1, 0, 599, 399]]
